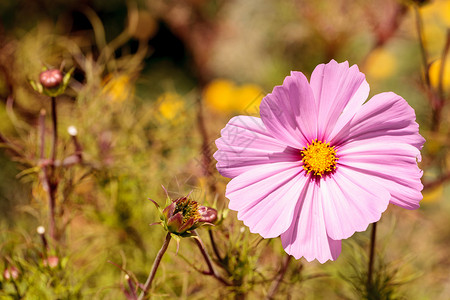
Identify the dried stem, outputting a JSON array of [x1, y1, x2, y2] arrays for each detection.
[[367, 222, 377, 288], [138, 233, 172, 300], [196, 96, 217, 194], [265, 254, 292, 300], [193, 231, 231, 286]]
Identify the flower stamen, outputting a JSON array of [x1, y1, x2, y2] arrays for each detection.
[[301, 139, 338, 177]]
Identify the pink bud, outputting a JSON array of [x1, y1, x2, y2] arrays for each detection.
[[198, 206, 218, 224], [3, 266, 19, 280], [39, 69, 63, 89], [43, 256, 59, 268]]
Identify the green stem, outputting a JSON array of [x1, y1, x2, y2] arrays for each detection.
[[138, 233, 172, 300]]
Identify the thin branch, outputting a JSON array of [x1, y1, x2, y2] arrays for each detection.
[[138, 233, 172, 300], [192, 231, 231, 286], [423, 172, 450, 191], [265, 254, 292, 300], [208, 229, 223, 261], [414, 5, 430, 87], [196, 96, 217, 194]]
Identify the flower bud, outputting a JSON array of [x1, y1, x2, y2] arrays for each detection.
[[198, 206, 218, 224], [67, 126, 78, 136], [43, 256, 59, 268], [30, 67, 74, 97], [3, 266, 19, 280], [39, 69, 63, 89], [37, 226, 46, 235], [159, 196, 215, 236]]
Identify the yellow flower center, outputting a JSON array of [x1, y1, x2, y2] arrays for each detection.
[[301, 139, 338, 177]]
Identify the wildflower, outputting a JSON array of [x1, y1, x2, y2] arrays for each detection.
[[157, 92, 185, 123], [214, 60, 425, 263], [429, 58, 450, 90], [102, 74, 134, 103], [365, 48, 397, 80], [153, 196, 217, 237], [203, 79, 264, 114]]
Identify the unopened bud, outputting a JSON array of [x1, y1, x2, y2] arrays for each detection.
[[37, 226, 45, 235], [198, 206, 218, 224], [3, 266, 19, 280], [39, 69, 63, 89], [43, 256, 59, 268], [67, 126, 78, 136]]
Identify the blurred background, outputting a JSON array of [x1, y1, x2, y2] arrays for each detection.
[[0, 0, 449, 299]]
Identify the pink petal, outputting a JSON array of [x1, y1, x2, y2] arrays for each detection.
[[226, 162, 304, 238], [281, 180, 341, 263], [260, 71, 317, 148], [310, 60, 369, 141], [214, 116, 300, 178], [338, 142, 423, 209], [320, 167, 390, 240], [329, 92, 425, 150], [330, 92, 425, 209]]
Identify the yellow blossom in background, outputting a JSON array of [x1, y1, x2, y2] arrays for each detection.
[[429, 58, 450, 90], [102, 74, 134, 103], [365, 48, 397, 80], [157, 92, 185, 123], [437, 0, 450, 26], [203, 79, 236, 112], [420, 0, 450, 58], [203, 79, 264, 114]]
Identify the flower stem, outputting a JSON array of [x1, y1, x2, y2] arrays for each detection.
[[208, 229, 223, 261], [138, 233, 172, 300], [50, 96, 57, 162], [414, 5, 430, 87], [39, 109, 57, 241], [265, 254, 292, 300], [193, 231, 231, 286], [367, 222, 377, 288], [196, 96, 217, 194], [50, 96, 58, 241]]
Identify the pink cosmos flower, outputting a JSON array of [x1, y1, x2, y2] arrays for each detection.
[[214, 60, 425, 263]]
